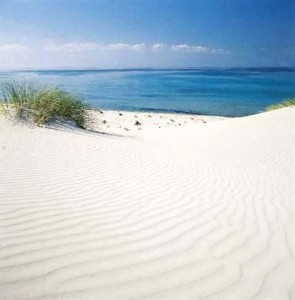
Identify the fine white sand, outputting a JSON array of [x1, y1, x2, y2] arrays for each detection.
[[87, 109, 227, 136], [0, 108, 294, 300]]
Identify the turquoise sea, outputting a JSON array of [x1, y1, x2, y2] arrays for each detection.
[[0, 68, 294, 117]]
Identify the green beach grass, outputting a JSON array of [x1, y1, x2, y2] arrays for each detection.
[[265, 99, 295, 112], [1, 80, 91, 128]]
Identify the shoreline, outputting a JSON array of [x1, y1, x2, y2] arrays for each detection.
[[0, 103, 229, 136], [92, 106, 238, 117]]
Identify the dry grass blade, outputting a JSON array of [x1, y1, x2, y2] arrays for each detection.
[[1, 80, 91, 128]]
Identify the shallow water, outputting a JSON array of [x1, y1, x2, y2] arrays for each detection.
[[0, 68, 294, 117]]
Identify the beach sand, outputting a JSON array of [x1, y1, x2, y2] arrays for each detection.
[[0, 108, 294, 300], [87, 109, 227, 136]]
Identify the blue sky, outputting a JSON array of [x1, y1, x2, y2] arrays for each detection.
[[0, 0, 294, 69]]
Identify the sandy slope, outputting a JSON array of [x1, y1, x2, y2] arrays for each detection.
[[87, 110, 227, 136], [0, 108, 294, 300]]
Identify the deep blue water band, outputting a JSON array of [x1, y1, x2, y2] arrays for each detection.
[[1, 68, 294, 117]]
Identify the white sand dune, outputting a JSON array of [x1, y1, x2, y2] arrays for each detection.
[[0, 108, 294, 300], [87, 110, 227, 136]]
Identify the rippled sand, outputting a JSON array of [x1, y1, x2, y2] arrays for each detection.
[[0, 108, 294, 300]]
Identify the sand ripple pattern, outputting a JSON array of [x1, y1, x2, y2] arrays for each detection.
[[0, 108, 294, 300]]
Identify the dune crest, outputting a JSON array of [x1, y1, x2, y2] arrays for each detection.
[[0, 108, 294, 300]]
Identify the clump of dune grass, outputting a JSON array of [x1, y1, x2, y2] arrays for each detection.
[[265, 98, 295, 112], [1, 80, 91, 128]]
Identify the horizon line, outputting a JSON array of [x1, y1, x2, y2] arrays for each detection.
[[1, 66, 295, 72]]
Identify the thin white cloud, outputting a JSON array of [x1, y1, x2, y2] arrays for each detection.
[[152, 43, 228, 54], [170, 44, 212, 53], [152, 43, 169, 51], [0, 44, 30, 52], [44, 42, 146, 52], [44, 42, 100, 52], [42, 41, 229, 55], [108, 43, 146, 50]]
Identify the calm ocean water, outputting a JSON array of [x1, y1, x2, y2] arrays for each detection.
[[0, 68, 294, 117]]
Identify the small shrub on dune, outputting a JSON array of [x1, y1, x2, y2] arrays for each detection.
[[265, 98, 295, 112], [1, 81, 37, 120], [1, 80, 91, 128]]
